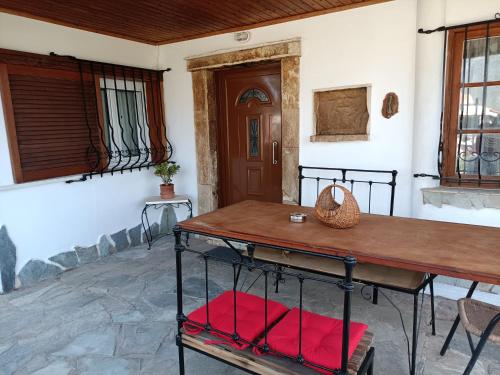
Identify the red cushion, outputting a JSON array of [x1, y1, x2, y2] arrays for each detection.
[[184, 290, 289, 350], [255, 307, 368, 373]]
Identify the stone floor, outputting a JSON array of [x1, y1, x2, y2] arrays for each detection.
[[0, 237, 498, 375]]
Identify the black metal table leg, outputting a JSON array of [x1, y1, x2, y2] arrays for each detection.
[[372, 286, 379, 305], [141, 200, 193, 250], [429, 276, 436, 336], [141, 205, 153, 250], [341, 256, 356, 375], [274, 266, 284, 293], [411, 292, 419, 375], [174, 227, 186, 375], [440, 281, 478, 356]]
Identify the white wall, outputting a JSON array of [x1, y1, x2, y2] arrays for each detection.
[[412, 0, 500, 227], [157, 0, 499, 300], [160, 0, 500, 227], [1, 0, 499, 282], [0, 14, 168, 272], [159, 0, 418, 217]]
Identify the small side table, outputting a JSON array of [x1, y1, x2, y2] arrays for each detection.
[[141, 195, 193, 249]]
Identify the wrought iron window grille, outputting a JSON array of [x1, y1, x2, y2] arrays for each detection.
[[415, 13, 500, 187], [47, 53, 173, 183]]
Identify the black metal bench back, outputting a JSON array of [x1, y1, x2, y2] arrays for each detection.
[[298, 165, 398, 216], [174, 230, 357, 374]]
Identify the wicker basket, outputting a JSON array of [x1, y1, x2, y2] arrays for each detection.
[[314, 184, 360, 229]]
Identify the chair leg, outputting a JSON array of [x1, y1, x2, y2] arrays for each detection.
[[430, 277, 436, 336], [440, 314, 460, 356], [357, 347, 375, 375], [463, 313, 500, 375], [372, 286, 378, 305], [440, 281, 478, 356], [463, 344, 485, 375]]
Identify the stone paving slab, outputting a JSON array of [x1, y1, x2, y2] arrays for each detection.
[[0, 236, 498, 375]]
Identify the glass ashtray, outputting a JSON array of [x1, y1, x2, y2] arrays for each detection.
[[289, 212, 307, 223]]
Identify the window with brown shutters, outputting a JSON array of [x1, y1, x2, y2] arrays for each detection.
[[0, 48, 171, 184], [441, 22, 500, 187]]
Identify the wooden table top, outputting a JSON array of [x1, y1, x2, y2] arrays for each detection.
[[178, 200, 500, 285]]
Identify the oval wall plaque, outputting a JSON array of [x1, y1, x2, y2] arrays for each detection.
[[382, 92, 399, 119]]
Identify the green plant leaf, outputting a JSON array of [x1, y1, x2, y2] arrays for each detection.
[[154, 162, 180, 184]]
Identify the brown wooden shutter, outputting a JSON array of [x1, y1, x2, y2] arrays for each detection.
[[146, 74, 167, 164], [0, 48, 169, 183], [0, 49, 100, 183]]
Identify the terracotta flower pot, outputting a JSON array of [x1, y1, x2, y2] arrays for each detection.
[[160, 184, 175, 199]]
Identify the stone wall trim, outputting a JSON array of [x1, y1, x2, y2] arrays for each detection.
[[422, 187, 500, 210], [0, 226, 16, 293], [186, 39, 301, 71], [310, 134, 369, 142]]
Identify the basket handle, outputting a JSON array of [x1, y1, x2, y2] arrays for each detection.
[[317, 184, 353, 203]]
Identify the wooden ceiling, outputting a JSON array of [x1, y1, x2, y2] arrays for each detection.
[[0, 0, 390, 45]]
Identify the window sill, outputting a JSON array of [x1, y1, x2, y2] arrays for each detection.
[[422, 186, 500, 210], [0, 174, 82, 192]]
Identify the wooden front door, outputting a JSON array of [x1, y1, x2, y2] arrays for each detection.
[[216, 63, 282, 207]]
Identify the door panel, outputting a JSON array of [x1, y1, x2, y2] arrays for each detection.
[[217, 63, 282, 207], [247, 167, 263, 196]]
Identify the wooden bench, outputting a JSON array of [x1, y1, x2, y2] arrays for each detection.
[[182, 329, 375, 375]]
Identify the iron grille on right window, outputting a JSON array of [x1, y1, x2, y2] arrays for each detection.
[[442, 23, 500, 187]]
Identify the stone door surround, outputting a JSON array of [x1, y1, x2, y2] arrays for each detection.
[[186, 39, 300, 214]]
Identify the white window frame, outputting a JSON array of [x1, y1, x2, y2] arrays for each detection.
[[100, 77, 152, 165]]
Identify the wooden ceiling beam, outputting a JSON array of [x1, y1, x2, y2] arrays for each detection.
[[0, 0, 393, 45], [155, 0, 393, 45]]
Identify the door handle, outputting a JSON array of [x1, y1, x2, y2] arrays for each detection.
[[272, 141, 278, 165]]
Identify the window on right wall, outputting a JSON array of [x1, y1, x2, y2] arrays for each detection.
[[442, 23, 500, 187]]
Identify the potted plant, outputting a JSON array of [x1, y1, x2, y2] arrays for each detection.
[[154, 162, 180, 199]]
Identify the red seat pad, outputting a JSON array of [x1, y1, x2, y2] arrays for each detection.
[[183, 290, 289, 350], [255, 307, 368, 373]]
